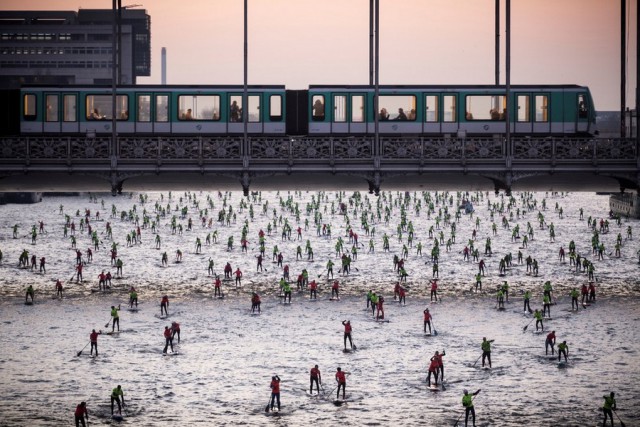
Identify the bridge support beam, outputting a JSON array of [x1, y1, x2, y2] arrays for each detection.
[[367, 172, 381, 196], [241, 172, 251, 197], [110, 173, 123, 197]]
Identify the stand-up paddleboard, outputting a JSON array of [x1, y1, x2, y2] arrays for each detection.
[[250, 311, 261, 316], [558, 361, 567, 368], [333, 399, 347, 406], [112, 414, 124, 421], [24, 301, 34, 305], [343, 348, 355, 353], [128, 307, 139, 312], [106, 331, 121, 335], [428, 384, 440, 391], [162, 351, 179, 356], [329, 298, 340, 301]]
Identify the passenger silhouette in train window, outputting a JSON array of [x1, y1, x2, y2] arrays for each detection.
[[379, 108, 389, 121], [184, 109, 193, 120], [91, 108, 103, 120], [230, 101, 241, 122], [312, 99, 325, 120], [578, 100, 588, 118], [394, 108, 407, 121]]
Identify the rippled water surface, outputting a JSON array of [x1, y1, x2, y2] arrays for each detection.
[[0, 191, 639, 426]]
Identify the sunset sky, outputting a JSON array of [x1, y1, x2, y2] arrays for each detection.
[[3, 0, 637, 111]]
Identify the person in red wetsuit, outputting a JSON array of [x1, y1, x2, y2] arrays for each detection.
[[430, 279, 438, 302], [90, 329, 102, 356], [163, 326, 173, 353], [545, 330, 556, 355], [376, 296, 385, 320], [394, 282, 401, 300], [423, 308, 432, 334], [160, 295, 169, 316], [98, 271, 106, 290], [74, 401, 89, 427], [435, 350, 446, 381], [427, 353, 440, 386], [171, 321, 181, 343], [55, 279, 63, 298], [224, 262, 232, 279], [310, 365, 322, 394], [335, 367, 347, 399], [251, 292, 261, 313], [76, 263, 83, 283], [309, 280, 318, 300], [342, 320, 353, 350], [398, 286, 406, 305], [214, 276, 222, 298], [269, 375, 281, 411], [588, 282, 596, 302], [234, 268, 243, 287], [332, 280, 340, 300]]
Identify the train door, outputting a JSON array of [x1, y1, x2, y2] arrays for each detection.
[[532, 94, 551, 134], [441, 94, 458, 134], [265, 93, 285, 134], [228, 94, 263, 134], [153, 94, 170, 133], [514, 93, 532, 134], [61, 93, 79, 134], [20, 92, 41, 133], [43, 93, 61, 133], [575, 93, 589, 133], [424, 94, 440, 134], [350, 93, 366, 133], [135, 93, 152, 133], [332, 94, 348, 134]]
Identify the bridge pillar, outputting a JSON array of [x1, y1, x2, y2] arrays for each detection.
[[241, 172, 251, 197], [110, 173, 123, 197], [367, 172, 381, 196]]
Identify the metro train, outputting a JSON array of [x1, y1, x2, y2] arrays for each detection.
[[1, 83, 597, 137]]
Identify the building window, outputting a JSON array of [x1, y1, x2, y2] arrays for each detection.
[[178, 95, 220, 121]]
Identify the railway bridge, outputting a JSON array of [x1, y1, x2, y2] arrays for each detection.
[[0, 135, 638, 195]]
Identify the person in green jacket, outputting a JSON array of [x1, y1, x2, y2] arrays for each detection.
[[523, 289, 532, 313], [462, 389, 481, 427], [601, 392, 617, 426], [570, 288, 580, 310], [282, 281, 292, 303], [481, 337, 494, 368], [110, 385, 125, 415], [534, 309, 544, 332], [558, 341, 569, 362]]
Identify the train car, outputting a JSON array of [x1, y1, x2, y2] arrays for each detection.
[[19, 85, 287, 135], [305, 85, 596, 136]]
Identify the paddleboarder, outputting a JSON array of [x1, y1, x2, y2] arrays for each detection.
[[90, 329, 102, 356], [310, 364, 322, 395], [545, 330, 556, 355], [110, 305, 120, 332], [55, 279, 63, 298], [110, 385, 125, 416], [74, 401, 89, 427], [129, 288, 138, 308], [269, 375, 281, 411], [423, 308, 433, 334], [251, 292, 261, 313], [171, 321, 181, 343], [481, 337, 494, 368], [163, 326, 174, 353], [160, 295, 169, 316], [342, 320, 353, 350], [331, 280, 340, 300], [601, 392, 617, 427], [534, 309, 544, 332], [462, 389, 481, 427], [558, 340, 569, 362], [25, 285, 34, 303], [335, 367, 347, 399]]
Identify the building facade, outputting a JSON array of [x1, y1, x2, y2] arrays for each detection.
[[0, 9, 150, 87]]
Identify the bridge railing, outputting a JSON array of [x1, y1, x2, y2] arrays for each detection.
[[0, 136, 636, 168]]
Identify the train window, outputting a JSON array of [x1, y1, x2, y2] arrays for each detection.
[[178, 95, 220, 121], [46, 94, 59, 122], [227, 95, 244, 122], [63, 95, 76, 122], [443, 95, 457, 122], [425, 95, 439, 122], [351, 95, 365, 123], [516, 95, 530, 122], [155, 95, 169, 122], [578, 94, 588, 118], [248, 95, 260, 123], [23, 94, 36, 121], [85, 95, 128, 120], [270, 95, 282, 122], [137, 95, 151, 122], [379, 95, 416, 121], [465, 95, 505, 120], [334, 95, 347, 122], [535, 95, 548, 122], [311, 95, 325, 121]]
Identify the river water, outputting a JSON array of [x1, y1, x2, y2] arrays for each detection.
[[0, 191, 638, 426]]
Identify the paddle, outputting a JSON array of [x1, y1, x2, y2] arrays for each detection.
[[264, 394, 272, 413], [104, 318, 112, 328], [76, 342, 90, 357], [613, 410, 627, 427], [432, 321, 438, 336], [522, 318, 534, 333], [472, 354, 482, 367]]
